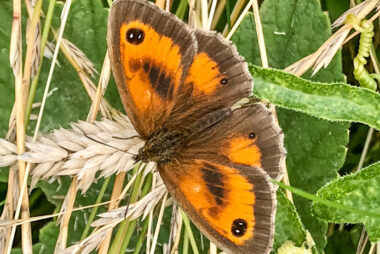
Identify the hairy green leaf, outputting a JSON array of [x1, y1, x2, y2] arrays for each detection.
[[312, 162, 380, 242], [273, 190, 308, 252], [251, 66, 380, 130]]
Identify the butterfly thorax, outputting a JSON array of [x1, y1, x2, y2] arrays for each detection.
[[136, 128, 185, 164]]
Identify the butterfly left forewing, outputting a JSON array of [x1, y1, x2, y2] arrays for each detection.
[[108, 0, 196, 137], [159, 159, 276, 254]]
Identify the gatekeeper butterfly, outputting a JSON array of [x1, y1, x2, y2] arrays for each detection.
[[107, 0, 286, 253]]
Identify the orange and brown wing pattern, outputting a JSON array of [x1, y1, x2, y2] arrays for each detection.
[[168, 30, 253, 126], [187, 104, 286, 181], [186, 30, 252, 99], [108, 0, 196, 138], [159, 159, 276, 254]]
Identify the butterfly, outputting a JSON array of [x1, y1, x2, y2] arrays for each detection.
[[107, 0, 286, 253]]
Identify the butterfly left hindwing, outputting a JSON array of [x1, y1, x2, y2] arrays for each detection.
[[159, 105, 284, 254]]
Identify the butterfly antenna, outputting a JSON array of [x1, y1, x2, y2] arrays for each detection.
[[83, 134, 137, 156], [112, 135, 141, 140]]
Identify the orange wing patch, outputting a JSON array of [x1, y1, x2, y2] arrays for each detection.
[[179, 160, 255, 245], [184, 52, 227, 96], [222, 134, 262, 168], [119, 21, 183, 114]]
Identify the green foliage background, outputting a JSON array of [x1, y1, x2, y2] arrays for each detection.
[[0, 0, 379, 253]]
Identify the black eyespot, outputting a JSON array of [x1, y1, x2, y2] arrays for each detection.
[[248, 132, 256, 139], [126, 28, 145, 45], [231, 218, 247, 237], [220, 78, 228, 85]]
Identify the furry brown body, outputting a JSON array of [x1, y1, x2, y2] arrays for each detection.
[[136, 128, 184, 164]]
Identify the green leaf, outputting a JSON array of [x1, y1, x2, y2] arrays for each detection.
[[0, 1, 15, 137], [272, 190, 309, 252], [312, 162, 380, 242], [231, 0, 349, 250], [323, 0, 350, 23], [250, 66, 380, 130]]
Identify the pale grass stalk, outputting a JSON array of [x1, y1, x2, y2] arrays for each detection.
[[86, 52, 111, 122], [356, 128, 374, 172], [222, 0, 247, 36], [165, 0, 171, 12], [188, 0, 201, 28], [58, 37, 98, 77], [210, 243, 217, 254], [251, 0, 267, 68], [97, 171, 127, 254], [22, 0, 42, 106], [369, 243, 376, 254], [1, 166, 18, 253], [155, 0, 165, 9], [210, 0, 225, 30], [19, 1, 73, 252], [169, 221, 182, 254], [2, 199, 120, 228], [59, 226, 114, 254], [55, 178, 77, 253], [92, 184, 166, 227], [57, 184, 166, 253], [7, 0, 33, 253], [356, 232, 369, 254], [149, 192, 169, 254], [56, 37, 112, 117], [201, 0, 208, 29], [59, 35, 113, 253], [226, 0, 253, 40], [168, 206, 182, 254], [206, 0, 217, 30], [116, 166, 141, 205], [99, 165, 145, 253]]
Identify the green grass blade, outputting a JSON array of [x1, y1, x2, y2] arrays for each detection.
[[180, 210, 199, 254]]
